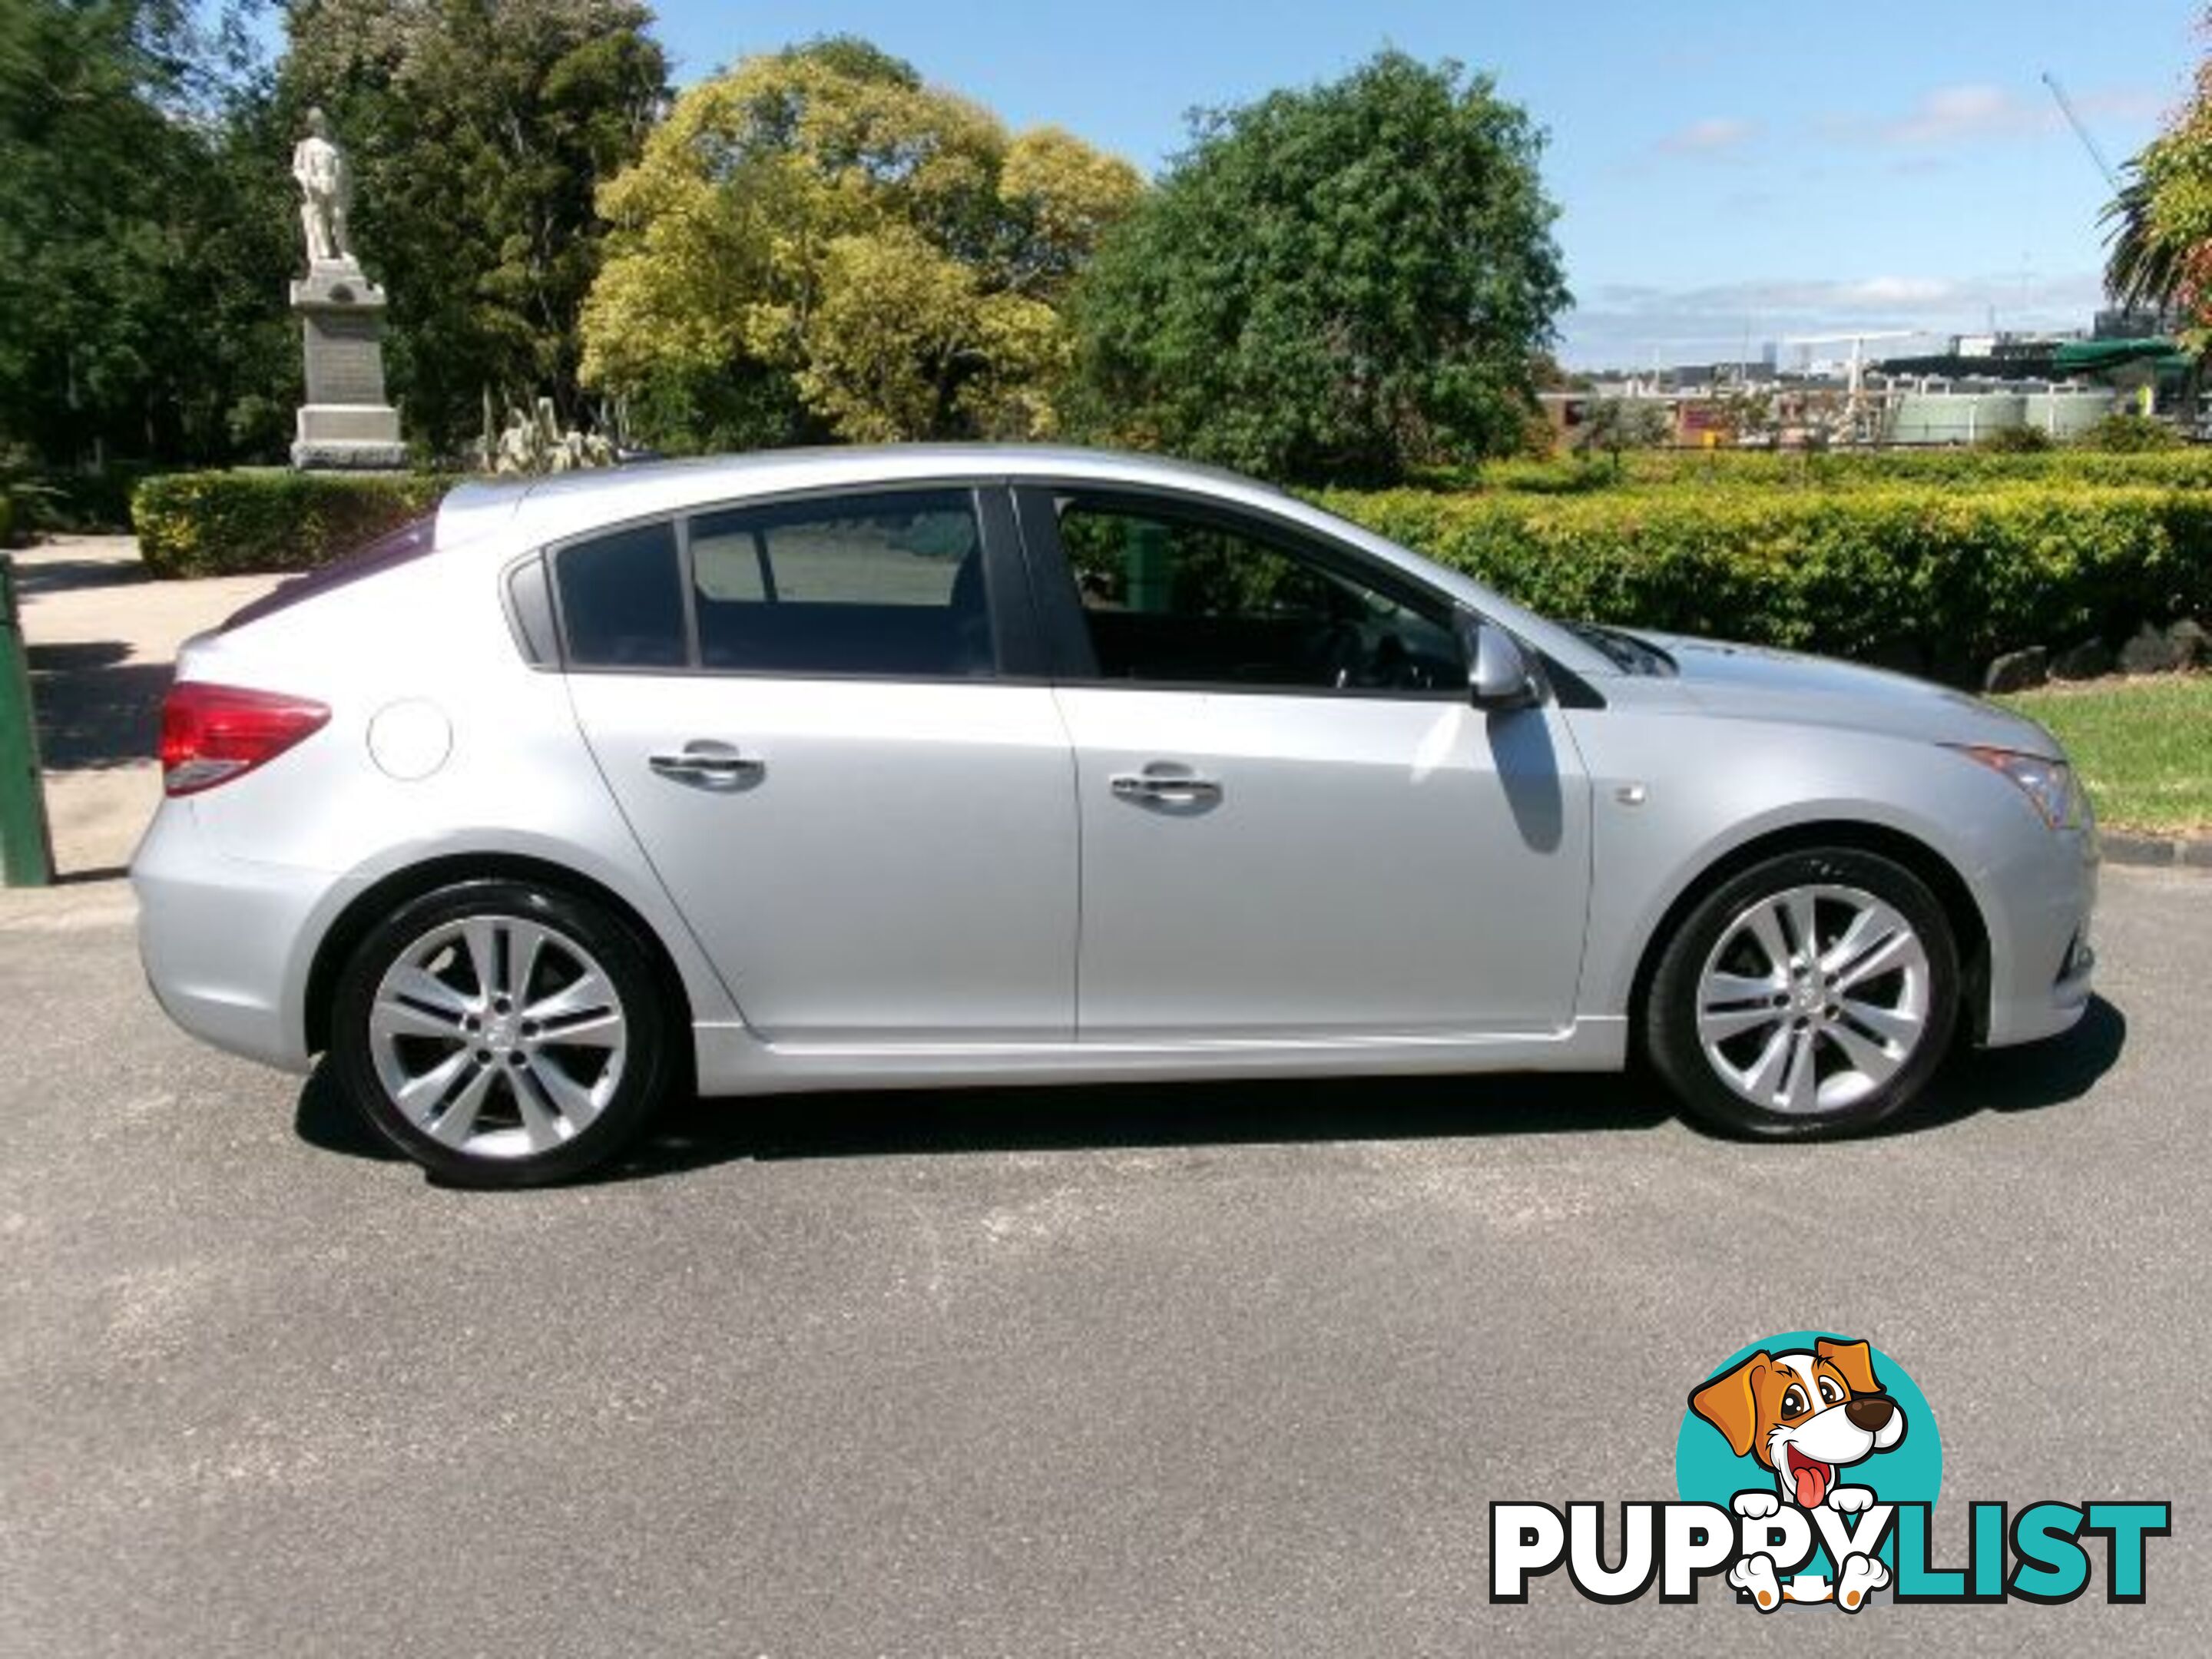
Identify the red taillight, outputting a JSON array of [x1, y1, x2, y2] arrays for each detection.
[[159, 682, 331, 796]]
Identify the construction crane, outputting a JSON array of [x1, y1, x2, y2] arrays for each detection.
[[1780, 330, 1921, 398], [1780, 330, 1922, 443], [2042, 71, 2122, 191]]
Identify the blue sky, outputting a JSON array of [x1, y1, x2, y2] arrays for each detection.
[[649, 0, 2203, 366]]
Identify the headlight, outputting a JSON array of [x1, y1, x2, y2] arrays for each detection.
[[1956, 746, 2088, 830]]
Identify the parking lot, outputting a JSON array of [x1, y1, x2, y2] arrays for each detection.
[[2, 859, 2204, 1655]]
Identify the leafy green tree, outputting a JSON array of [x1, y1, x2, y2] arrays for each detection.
[[1070, 51, 1568, 485], [579, 38, 1142, 449], [1575, 397, 1670, 477], [0, 0, 286, 469], [283, 0, 668, 453]]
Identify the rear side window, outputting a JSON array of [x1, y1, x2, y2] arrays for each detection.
[[688, 489, 991, 677], [555, 521, 686, 669]]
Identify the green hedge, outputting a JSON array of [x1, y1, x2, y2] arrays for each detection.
[[1321, 484, 2212, 676], [1442, 448, 2212, 495], [132, 469, 457, 578]]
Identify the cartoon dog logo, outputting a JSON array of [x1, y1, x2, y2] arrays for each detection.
[[1689, 1338, 1907, 1611]]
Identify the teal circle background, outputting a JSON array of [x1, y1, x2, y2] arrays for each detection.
[[1674, 1331, 1941, 1574]]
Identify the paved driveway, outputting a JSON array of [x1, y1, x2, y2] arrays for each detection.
[[10, 535, 281, 876], [2, 864, 2204, 1655]]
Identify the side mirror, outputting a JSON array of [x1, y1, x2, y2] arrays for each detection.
[[1457, 613, 1541, 711]]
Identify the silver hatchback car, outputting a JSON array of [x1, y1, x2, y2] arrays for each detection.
[[136, 446, 2098, 1184]]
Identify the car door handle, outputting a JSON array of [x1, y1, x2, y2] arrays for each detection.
[[1110, 771, 1222, 806], [648, 743, 765, 787]]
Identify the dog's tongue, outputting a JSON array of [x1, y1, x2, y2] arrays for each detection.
[[1793, 1462, 1830, 1508]]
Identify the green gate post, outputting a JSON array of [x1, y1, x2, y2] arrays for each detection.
[[0, 553, 56, 887]]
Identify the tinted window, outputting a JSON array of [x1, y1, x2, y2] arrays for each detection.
[[1058, 498, 1461, 692], [690, 490, 992, 677], [556, 521, 687, 668]]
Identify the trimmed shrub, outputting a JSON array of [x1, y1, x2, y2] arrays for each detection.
[[1320, 484, 2212, 676], [2074, 413, 2184, 453], [133, 469, 457, 578], [1975, 424, 2051, 453], [1462, 447, 2212, 494]]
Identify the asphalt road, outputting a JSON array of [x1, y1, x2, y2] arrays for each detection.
[[4, 867, 2207, 1657]]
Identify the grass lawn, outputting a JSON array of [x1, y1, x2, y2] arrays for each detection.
[[1998, 673, 2212, 836]]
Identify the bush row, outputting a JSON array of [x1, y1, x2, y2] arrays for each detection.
[[132, 470, 457, 578], [1444, 447, 2212, 495], [1321, 484, 2212, 677]]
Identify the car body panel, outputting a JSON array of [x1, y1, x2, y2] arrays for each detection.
[[565, 673, 1080, 1041], [1559, 680, 2095, 1036], [1054, 687, 1593, 1038]]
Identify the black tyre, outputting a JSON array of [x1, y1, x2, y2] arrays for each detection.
[[1645, 848, 1959, 1138], [329, 879, 674, 1186]]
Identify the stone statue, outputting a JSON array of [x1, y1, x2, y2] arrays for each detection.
[[293, 108, 353, 266], [289, 105, 402, 469]]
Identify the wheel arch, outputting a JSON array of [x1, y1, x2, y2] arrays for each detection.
[[303, 852, 698, 1070], [1624, 820, 1992, 1055]]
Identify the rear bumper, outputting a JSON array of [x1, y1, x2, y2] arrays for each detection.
[[132, 804, 345, 1075]]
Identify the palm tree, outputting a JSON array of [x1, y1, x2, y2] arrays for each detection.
[[2104, 164, 2187, 314]]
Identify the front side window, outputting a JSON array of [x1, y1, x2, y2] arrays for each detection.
[[1057, 496, 1462, 692], [690, 489, 992, 677]]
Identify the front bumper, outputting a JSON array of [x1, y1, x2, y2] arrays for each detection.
[[132, 804, 345, 1075], [1980, 822, 2098, 1048]]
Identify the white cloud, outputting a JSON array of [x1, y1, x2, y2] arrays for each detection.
[[1883, 83, 2033, 146], [1827, 80, 2170, 150], [1657, 116, 1758, 157], [1833, 275, 1957, 306]]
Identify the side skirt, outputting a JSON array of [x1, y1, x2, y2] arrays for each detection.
[[690, 1017, 1630, 1097]]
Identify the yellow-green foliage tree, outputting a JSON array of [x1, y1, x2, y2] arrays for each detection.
[[580, 37, 1142, 449], [2108, 12, 2212, 349]]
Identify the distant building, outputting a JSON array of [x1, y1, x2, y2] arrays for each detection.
[[2094, 305, 2177, 339]]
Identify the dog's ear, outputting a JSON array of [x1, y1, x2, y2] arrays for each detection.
[[1816, 1338, 1882, 1396], [1689, 1353, 1767, 1459]]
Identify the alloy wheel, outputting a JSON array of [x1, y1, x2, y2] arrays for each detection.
[[1693, 883, 1932, 1116], [366, 913, 629, 1161]]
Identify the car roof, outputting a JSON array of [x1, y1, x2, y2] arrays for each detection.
[[431, 443, 1612, 678], [435, 444, 1290, 552]]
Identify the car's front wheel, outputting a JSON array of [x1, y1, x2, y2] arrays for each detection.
[[1645, 848, 1960, 1138], [329, 879, 674, 1186]]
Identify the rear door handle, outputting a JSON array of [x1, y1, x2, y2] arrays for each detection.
[[648, 741, 764, 787], [1110, 771, 1222, 806]]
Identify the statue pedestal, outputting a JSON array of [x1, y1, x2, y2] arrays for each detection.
[[290, 260, 406, 470]]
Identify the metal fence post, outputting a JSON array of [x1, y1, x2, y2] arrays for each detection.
[[0, 553, 56, 887]]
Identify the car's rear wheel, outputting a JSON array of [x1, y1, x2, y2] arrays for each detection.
[[329, 879, 674, 1186], [1646, 848, 1959, 1138]]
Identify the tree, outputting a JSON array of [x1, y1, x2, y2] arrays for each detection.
[[1574, 398, 1670, 476], [1069, 51, 1568, 485], [0, 0, 290, 469], [578, 38, 1142, 449], [2105, 12, 2212, 348], [282, 0, 668, 453]]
